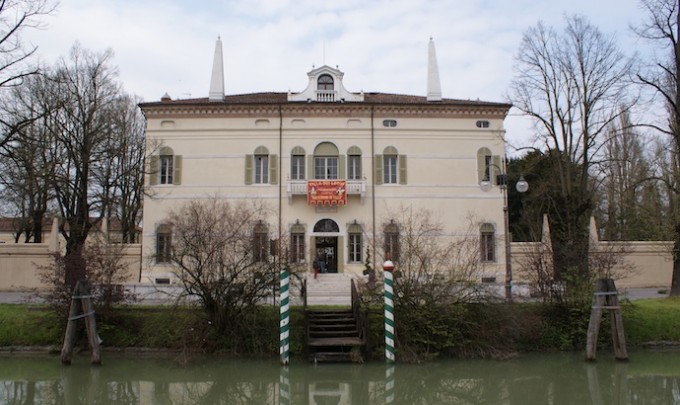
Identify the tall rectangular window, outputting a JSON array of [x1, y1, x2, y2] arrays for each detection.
[[160, 155, 173, 185], [349, 233, 362, 263], [484, 155, 492, 182], [384, 222, 400, 263], [255, 155, 269, 184], [291, 155, 305, 180], [253, 223, 268, 262], [314, 157, 338, 179], [480, 224, 495, 262], [384, 155, 398, 184], [156, 230, 171, 263], [348, 155, 361, 180], [290, 233, 305, 263]]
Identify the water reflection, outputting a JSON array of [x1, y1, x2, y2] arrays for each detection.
[[0, 352, 678, 404]]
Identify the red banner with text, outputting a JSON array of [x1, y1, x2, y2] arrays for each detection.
[[307, 180, 347, 206]]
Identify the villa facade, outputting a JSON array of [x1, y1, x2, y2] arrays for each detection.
[[138, 38, 512, 285]]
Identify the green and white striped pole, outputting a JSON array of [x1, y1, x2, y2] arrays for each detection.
[[279, 265, 290, 365], [385, 364, 395, 404], [383, 260, 395, 363], [279, 365, 290, 405]]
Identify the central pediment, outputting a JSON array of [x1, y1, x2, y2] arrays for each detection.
[[288, 65, 364, 103]]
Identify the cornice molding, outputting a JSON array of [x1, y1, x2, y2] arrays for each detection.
[[142, 103, 510, 119]]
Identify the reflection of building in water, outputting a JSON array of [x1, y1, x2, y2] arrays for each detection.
[[0, 356, 678, 404], [310, 382, 351, 405]]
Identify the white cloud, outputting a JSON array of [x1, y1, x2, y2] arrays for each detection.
[[21, 0, 649, 150]]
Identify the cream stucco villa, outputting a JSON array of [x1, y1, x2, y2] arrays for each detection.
[[138, 38, 512, 285]]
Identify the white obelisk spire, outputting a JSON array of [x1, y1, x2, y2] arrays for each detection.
[[427, 37, 442, 102], [209, 37, 225, 102]]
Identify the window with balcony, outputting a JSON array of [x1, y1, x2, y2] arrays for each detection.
[[291, 146, 305, 180], [347, 146, 362, 180], [317, 74, 334, 90], [312, 142, 341, 180], [315, 157, 338, 179]]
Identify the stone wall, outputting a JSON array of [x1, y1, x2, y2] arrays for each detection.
[[511, 240, 672, 289], [0, 243, 141, 291]]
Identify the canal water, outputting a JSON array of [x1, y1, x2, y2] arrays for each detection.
[[0, 351, 678, 404]]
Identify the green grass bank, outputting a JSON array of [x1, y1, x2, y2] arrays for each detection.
[[1, 298, 678, 360]]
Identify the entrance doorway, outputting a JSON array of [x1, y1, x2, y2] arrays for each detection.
[[315, 237, 338, 274]]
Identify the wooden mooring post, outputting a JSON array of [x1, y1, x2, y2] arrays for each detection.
[[585, 278, 628, 361], [61, 280, 101, 365]]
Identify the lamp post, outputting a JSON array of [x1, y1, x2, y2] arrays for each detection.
[[480, 164, 528, 302]]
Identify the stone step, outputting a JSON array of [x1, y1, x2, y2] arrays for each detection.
[[310, 330, 359, 338]]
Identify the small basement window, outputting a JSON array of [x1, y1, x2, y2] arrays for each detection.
[[383, 119, 397, 127], [155, 278, 171, 285], [476, 120, 490, 128], [481, 277, 496, 283]]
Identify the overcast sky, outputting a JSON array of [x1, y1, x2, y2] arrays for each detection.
[[23, 0, 649, 151]]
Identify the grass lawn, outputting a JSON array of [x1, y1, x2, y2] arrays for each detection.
[[0, 305, 62, 347], [622, 297, 680, 345], [0, 298, 677, 356]]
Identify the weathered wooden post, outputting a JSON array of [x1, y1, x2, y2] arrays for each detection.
[[586, 278, 628, 361], [61, 280, 101, 365]]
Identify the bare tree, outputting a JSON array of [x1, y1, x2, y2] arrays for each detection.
[[0, 71, 60, 242], [0, 44, 146, 288], [49, 44, 122, 286], [38, 234, 137, 318], [634, 0, 680, 295], [509, 15, 634, 287], [516, 236, 635, 303], [164, 198, 278, 334], [109, 94, 145, 243], [0, 0, 56, 149], [366, 207, 494, 307], [598, 109, 665, 240]]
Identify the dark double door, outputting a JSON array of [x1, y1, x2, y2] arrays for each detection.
[[315, 237, 337, 273]]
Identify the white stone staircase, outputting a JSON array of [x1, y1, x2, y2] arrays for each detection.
[[290, 272, 361, 306]]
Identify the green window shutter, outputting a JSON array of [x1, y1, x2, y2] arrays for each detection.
[[338, 155, 346, 180], [269, 154, 278, 185], [492, 155, 502, 185], [337, 236, 344, 272], [245, 154, 253, 185], [399, 155, 407, 185], [374, 155, 383, 185], [173, 155, 182, 185], [477, 151, 486, 184], [308, 155, 315, 179], [148, 155, 158, 186]]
